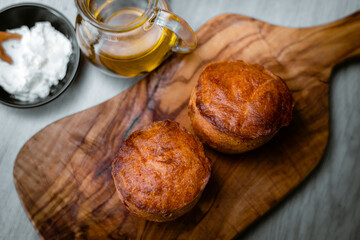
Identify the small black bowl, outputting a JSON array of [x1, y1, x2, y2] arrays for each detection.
[[0, 3, 80, 108]]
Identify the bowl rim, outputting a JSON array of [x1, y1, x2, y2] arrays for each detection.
[[0, 2, 80, 108]]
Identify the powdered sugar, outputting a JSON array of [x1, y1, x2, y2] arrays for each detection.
[[0, 22, 72, 102]]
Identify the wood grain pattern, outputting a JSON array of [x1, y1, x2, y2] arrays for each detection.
[[13, 11, 360, 240]]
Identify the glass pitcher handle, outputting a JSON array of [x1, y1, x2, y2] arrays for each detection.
[[154, 9, 197, 53]]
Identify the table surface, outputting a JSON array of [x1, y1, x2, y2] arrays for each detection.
[[1, 0, 359, 239]]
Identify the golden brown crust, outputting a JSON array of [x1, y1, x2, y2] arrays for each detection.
[[195, 60, 294, 139], [189, 60, 294, 153], [112, 120, 211, 222], [189, 89, 275, 153]]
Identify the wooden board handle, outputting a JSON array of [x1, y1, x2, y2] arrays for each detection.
[[254, 10, 360, 83], [302, 10, 360, 65]]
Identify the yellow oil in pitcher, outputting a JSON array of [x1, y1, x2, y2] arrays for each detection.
[[77, 0, 177, 77]]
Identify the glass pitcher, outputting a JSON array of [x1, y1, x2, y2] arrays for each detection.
[[75, 0, 197, 77]]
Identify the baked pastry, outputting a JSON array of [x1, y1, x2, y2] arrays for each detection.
[[112, 120, 211, 222], [189, 60, 294, 154]]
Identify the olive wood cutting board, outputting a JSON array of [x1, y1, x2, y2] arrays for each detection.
[[14, 11, 360, 239]]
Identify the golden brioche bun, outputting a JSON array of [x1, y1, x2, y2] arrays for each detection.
[[112, 120, 211, 222], [189, 60, 294, 154]]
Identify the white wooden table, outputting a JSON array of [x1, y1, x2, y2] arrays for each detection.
[[0, 0, 359, 239]]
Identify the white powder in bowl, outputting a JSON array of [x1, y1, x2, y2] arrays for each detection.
[[0, 22, 72, 102]]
